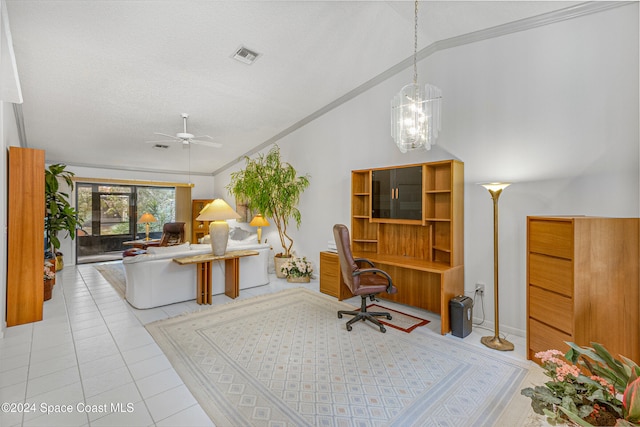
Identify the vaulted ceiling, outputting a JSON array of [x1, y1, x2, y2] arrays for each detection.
[[7, 1, 578, 175]]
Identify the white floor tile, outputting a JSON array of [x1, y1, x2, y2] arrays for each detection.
[[119, 343, 163, 368], [84, 382, 143, 421], [90, 400, 153, 426], [127, 353, 173, 381], [78, 353, 127, 380], [25, 367, 80, 398], [81, 366, 134, 398], [135, 367, 184, 399], [145, 384, 198, 423], [155, 403, 215, 427], [21, 381, 85, 423]]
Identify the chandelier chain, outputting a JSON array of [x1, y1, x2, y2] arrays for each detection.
[[413, 0, 418, 84]]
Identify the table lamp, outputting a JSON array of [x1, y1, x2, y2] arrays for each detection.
[[196, 199, 241, 255], [249, 214, 270, 243], [138, 213, 157, 241]]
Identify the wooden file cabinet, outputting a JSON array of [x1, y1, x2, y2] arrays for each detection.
[[319, 251, 353, 301], [526, 216, 639, 364]]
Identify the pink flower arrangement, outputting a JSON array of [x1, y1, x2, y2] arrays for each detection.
[[44, 261, 55, 280], [522, 343, 640, 426]]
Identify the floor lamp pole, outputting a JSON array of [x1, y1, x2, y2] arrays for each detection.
[[480, 183, 514, 351]]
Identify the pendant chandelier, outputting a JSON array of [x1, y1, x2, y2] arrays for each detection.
[[391, 0, 442, 153]]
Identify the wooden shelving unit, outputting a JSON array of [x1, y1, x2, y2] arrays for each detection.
[[191, 199, 213, 243], [7, 147, 45, 326], [342, 160, 464, 334]]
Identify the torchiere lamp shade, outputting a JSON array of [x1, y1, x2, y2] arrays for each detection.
[[196, 199, 241, 255]]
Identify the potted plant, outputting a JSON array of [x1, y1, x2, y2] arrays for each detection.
[[43, 260, 55, 301], [521, 342, 640, 426], [226, 145, 310, 277], [280, 256, 314, 283], [45, 163, 79, 269]]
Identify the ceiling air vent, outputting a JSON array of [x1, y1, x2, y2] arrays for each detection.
[[152, 144, 169, 150], [232, 46, 260, 65]]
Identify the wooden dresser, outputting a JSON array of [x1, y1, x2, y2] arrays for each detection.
[[526, 216, 639, 364]]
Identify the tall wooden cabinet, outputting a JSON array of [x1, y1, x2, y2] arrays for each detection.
[[7, 147, 45, 326], [527, 216, 639, 364], [191, 199, 213, 243], [346, 160, 464, 334]]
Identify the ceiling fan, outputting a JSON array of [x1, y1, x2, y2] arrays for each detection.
[[147, 113, 222, 148]]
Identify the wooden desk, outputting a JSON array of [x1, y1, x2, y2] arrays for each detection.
[[353, 252, 464, 335], [173, 250, 258, 304], [123, 239, 160, 249]]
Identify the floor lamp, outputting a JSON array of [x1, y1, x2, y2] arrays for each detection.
[[480, 182, 514, 351]]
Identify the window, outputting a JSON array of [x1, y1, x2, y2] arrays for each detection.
[[76, 183, 176, 263]]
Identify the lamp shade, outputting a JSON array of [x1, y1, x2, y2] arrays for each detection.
[[249, 214, 270, 227], [196, 199, 241, 222], [138, 213, 157, 223], [480, 182, 511, 193]]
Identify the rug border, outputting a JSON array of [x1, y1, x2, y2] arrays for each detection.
[[366, 303, 430, 333]]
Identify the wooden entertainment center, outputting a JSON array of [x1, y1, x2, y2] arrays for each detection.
[[321, 160, 464, 335]]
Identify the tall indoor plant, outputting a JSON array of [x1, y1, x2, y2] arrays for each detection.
[[227, 145, 310, 275], [45, 164, 79, 266]]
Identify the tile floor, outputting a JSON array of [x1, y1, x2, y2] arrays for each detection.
[[0, 262, 528, 427]]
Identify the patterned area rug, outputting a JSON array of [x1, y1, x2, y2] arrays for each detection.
[[365, 303, 429, 333], [146, 288, 531, 427], [94, 263, 126, 298]]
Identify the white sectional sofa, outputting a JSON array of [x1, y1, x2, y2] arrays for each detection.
[[123, 238, 270, 309]]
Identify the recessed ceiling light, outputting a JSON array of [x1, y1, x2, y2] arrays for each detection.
[[232, 46, 260, 65], [152, 144, 169, 150]]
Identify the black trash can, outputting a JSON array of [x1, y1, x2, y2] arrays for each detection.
[[449, 295, 473, 338]]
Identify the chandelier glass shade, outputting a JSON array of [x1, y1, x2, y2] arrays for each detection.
[[391, 83, 442, 153], [391, 0, 442, 153]]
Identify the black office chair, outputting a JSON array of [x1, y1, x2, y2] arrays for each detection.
[[333, 224, 398, 333]]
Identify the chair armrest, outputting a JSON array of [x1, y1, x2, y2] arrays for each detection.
[[354, 258, 375, 268]]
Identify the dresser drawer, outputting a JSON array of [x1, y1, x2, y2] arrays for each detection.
[[529, 253, 573, 297], [529, 286, 573, 334], [528, 219, 573, 259], [528, 318, 573, 361]]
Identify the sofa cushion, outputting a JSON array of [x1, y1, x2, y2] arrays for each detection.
[[229, 227, 251, 241], [146, 242, 190, 255]]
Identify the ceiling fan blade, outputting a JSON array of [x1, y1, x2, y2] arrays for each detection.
[[192, 135, 214, 140], [146, 139, 178, 144], [190, 140, 223, 148], [153, 132, 180, 140]]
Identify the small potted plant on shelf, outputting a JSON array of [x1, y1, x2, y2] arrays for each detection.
[[226, 145, 310, 278], [280, 256, 314, 283]]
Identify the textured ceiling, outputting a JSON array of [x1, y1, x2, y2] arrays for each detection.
[[6, 1, 579, 175]]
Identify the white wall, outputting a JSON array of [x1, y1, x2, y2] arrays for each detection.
[[214, 4, 639, 337]]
